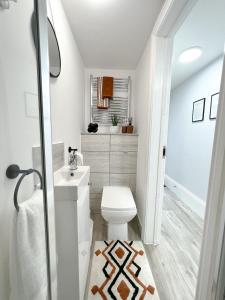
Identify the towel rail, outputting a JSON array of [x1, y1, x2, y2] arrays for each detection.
[[6, 164, 43, 212], [90, 75, 131, 125]]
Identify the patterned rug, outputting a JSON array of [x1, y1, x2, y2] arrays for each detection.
[[88, 241, 160, 299]]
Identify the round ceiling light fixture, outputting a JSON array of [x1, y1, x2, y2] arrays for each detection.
[[179, 47, 202, 63]]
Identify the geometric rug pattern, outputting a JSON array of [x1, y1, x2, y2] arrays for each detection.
[[88, 241, 160, 299]]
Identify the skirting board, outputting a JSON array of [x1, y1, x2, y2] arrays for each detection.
[[165, 175, 206, 219]]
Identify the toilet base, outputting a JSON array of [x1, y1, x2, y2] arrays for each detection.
[[108, 223, 128, 240]]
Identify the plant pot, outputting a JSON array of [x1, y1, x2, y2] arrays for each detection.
[[110, 125, 119, 134]]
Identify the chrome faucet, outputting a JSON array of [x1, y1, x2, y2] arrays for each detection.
[[68, 147, 78, 170]]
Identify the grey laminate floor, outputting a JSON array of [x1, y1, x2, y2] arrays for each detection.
[[88, 188, 204, 300]]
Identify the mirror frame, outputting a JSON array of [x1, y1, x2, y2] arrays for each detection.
[[47, 18, 61, 78]]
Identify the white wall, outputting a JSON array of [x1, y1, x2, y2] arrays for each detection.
[[166, 57, 224, 203], [0, 0, 85, 298], [84, 68, 135, 130], [49, 0, 85, 154], [0, 2, 43, 299], [134, 37, 152, 226], [0, 58, 13, 300]]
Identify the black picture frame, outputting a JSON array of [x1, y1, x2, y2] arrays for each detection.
[[192, 98, 205, 122], [209, 92, 219, 120]]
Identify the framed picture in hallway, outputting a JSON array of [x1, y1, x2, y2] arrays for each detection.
[[210, 93, 219, 120], [192, 98, 205, 122]]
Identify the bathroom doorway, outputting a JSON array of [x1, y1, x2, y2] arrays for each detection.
[[142, 0, 225, 299], [0, 1, 55, 299], [160, 0, 225, 297]]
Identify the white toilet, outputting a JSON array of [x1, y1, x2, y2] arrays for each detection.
[[101, 186, 137, 240]]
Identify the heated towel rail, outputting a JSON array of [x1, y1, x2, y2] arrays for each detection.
[[90, 76, 131, 125]]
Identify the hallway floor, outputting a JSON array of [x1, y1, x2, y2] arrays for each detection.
[[87, 188, 204, 300]]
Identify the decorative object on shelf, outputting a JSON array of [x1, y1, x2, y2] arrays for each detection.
[[210, 92, 219, 120], [88, 123, 98, 133], [122, 117, 128, 133], [122, 126, 127, 133], [110, 115, 120, 134], [192, 98, 205, 122], [0, 0, 17, 9], [127, 117, 134, 133]]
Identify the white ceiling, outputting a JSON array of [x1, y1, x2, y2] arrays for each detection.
[[172, 0, 225, 89], [61, 0, 164, 69]]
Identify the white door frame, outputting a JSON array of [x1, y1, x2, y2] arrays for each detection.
[[142, 0, 198, 244], [196, 57, 225, 300], [143, 0, 225, 299]]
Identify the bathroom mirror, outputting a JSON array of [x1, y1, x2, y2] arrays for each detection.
[[48, 18, 61, 78], [31, 14, 61, 78]]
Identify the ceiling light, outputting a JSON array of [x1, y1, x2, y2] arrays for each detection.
[[179, 47, 202, 63]]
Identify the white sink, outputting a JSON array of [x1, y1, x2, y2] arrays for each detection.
[[54, 166, 88, 186], [54, 166, 90, 201]]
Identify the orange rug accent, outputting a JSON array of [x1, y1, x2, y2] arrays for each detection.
[[88, 241, 160, 299]]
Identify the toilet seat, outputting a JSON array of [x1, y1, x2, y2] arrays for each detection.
[[101, 186, 136, 212]]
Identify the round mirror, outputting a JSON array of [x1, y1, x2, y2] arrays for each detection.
[[48, 18, 61, 78]]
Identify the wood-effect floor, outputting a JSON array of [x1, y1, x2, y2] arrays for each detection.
[[88, 188, 204, 300]]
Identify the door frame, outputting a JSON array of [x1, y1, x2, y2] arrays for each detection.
[[142, 0, 225, 299], [35, 0, 57, 299], [142, 0, 198, 244], [196, 57, 225, 300]]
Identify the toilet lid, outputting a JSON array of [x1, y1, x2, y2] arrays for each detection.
[[101, 186, 136, 211]]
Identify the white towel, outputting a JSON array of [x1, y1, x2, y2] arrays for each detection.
[[10, 190, 48, 300]]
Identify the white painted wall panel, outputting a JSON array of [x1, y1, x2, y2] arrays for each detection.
[[134, 37, 152, 226], [49, 0, 85, 155]]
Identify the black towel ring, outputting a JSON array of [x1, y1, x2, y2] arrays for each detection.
[[6, 164, 43, 212]]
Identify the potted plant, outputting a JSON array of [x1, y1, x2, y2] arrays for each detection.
[[110, 114, 120, 134]]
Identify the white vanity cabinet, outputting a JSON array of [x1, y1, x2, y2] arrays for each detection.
[[54, 166, 92, 300], [81, 133, 138, 212]]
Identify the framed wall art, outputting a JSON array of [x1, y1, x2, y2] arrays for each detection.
[[210, 92, 219, 120], [192, 98, 205, 122]]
